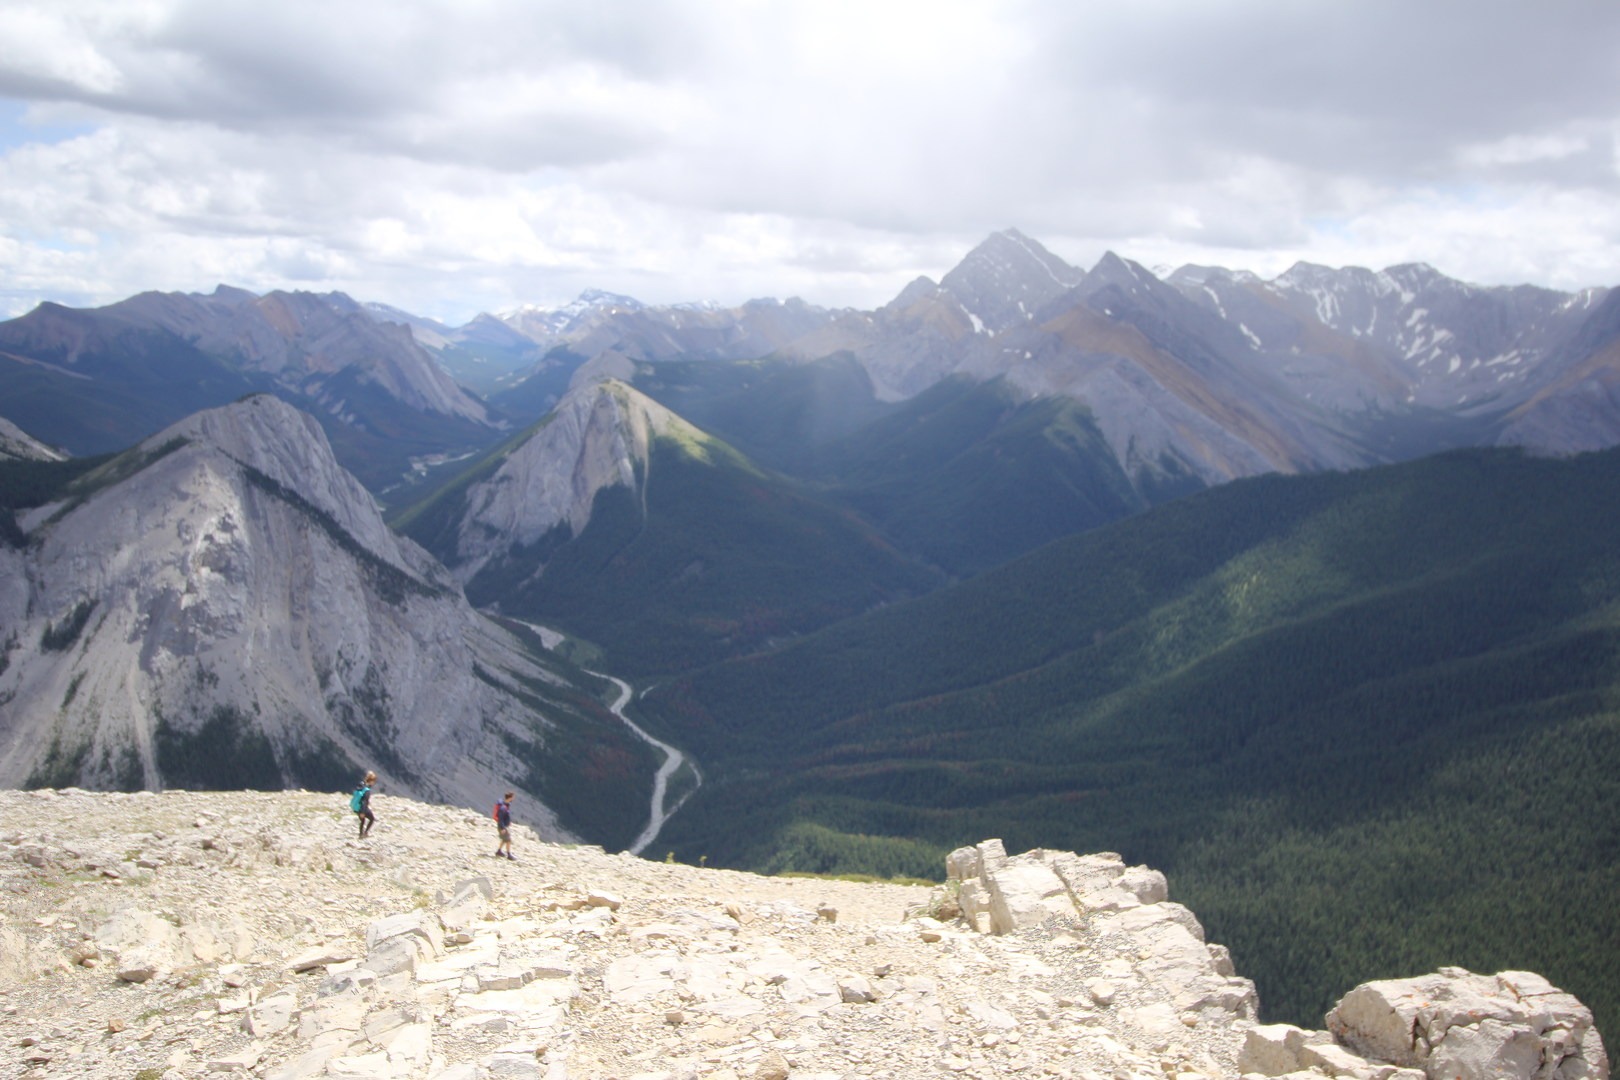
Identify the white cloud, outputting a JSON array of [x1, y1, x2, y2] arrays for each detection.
[[1, 0, 1618, 322]]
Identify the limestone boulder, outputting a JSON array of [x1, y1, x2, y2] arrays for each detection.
[[1327, 967, 1610, 1080], [437, 876, 493, 931], [1099, 903, 1257, 1018], [1044, 850, 1169, 913], [359, 910, 445, 979], [947, 839, 1078, 934], [367, 910, 444, 957], [93, 906, 254, 975], [944, 845, 982, 883], [95, 908, 179, 978], [985, 860, 1078, 933]]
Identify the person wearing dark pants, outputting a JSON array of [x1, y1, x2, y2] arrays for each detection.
[[353, 771, 377, 839], [494, 792, 514, 860]]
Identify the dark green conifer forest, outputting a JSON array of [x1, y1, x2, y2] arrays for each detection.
[[627, 446, 1620, 1033]]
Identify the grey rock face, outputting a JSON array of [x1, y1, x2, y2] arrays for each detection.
[[785, 241, 1378, 487], [0, 286, 494, 436], [0, 417, 64, 462], [449, 379, 701, 578], [0, 395, 628, 832], [1177, 257, 1619, 450], [943, 840, 1257, 1021], [112, 286, 492, 425], [778, 233, 1620, 492]]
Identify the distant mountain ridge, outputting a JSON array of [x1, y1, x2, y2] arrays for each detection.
[[7, 230, 1617, 500], [0, 286, 503, 490], [362, 235, 1620, 652], [457, 230, 1619, 485], [490, 289, 834, 368]]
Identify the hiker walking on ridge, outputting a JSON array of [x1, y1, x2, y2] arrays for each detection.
[[494, 791, 515, 860], [352, 771, 376, 839]]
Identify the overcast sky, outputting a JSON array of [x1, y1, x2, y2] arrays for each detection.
[[2, 0, 1618, 324]]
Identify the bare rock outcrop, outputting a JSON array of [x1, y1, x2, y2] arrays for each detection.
[[945, 838, 1258, 1023], [0, 416, 64, 463], [1238, 968, 1610, 1080], [1327, 968, 1609, 1080]]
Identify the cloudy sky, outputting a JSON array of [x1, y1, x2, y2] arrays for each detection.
[[2, 0, 1618, 324]]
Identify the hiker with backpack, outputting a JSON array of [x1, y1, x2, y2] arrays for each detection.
[[352, 771, 377, 838], [494, 792, 514, 860]]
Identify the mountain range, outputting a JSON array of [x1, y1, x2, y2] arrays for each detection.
[[0, 285, 500, 492], [2, 230, 1619, 1034], [6, 228, 1619, 508]]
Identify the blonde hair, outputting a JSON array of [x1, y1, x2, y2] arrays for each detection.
[[364, 771, 377, 783]]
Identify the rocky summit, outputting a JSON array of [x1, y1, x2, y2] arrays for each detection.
[[0, 789, 1606, 1080]]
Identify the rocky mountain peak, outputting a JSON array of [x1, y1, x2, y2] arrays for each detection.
[[158, 394, 410, 572], [1274, 260, 1340, 289], [1383, 262, 1449, 294], [939, 228, 1085, 334], [450, 311, 534, 349], [0, 791, 1604, 1080], [1085, 250, 1162, 291], [573, 288, 644, 312], [208, 283, 260, 306], [887, 275, 941, 310], [1167, 265, 1263, 290], [494, 290, 647, 347], [450, 379, 694, 577]]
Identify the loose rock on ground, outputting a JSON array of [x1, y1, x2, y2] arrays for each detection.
[[0, 790, 1606, 1080]]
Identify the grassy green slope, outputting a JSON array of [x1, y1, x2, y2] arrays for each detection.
[[639, 446, 1620, 1032]]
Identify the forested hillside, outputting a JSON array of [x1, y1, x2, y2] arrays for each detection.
[[634, 445, 1620, 1033], [634, 361, 1207, 577], [466, 436, 942, 675]]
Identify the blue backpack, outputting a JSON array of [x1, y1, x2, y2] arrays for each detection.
[[350, 785, 369, 813]]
